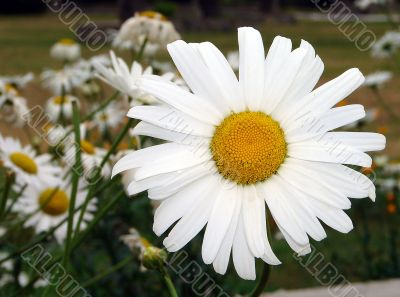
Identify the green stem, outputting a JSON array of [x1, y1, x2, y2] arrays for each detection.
[[136, 36, 148, 62], [0, 171, 14, 221], [82, 256, 134, 287], [249, 263, 271, 297], [62, 101, 82, 268], [161, 267, 179, 297], [372, 88, 400, 123]]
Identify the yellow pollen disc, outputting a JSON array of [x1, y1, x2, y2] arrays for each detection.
[[140, 237, 151, 248], [138, 10, 168, 21], [99, 113, 108, 121], [5, 83, 18, 95], [210, 111, 287, 185], [80, 140, 96, 155], [58, 38, 76, 45], [9, 152, 38, 174], [38, 188, 69, 216], [53, 96, 69, 105]]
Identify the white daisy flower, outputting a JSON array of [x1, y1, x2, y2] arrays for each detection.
[[50, 38, 81, 62], [45, 94, 79, 123], [371, 31, 400, 59], [41, 67, 83, 95], [121, 227, 150, 254], [92, 101, 125, 132], [63, 125, 111, 179], [113, 27, 386, 280], [112, 11, 180, 50], [363, 71, 392, 88], [227, 50, 239, 71], [0, 96, 30, 127], [0, 82, 19, 106], [355, 0, 386, 9], [0, 136, 62, 188], [0, 72, 34, 89], [14, 177, 97, 243]]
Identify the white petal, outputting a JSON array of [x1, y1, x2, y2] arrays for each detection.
[[325, 132, 386, 152], [238, 27, 265, 110]]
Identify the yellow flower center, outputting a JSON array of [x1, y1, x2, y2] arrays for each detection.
[[38, 188, 69, 216], [140, 237, 151, 248], [137, 10, 168, 21], [9, 152, 38, 174], [99, 113, 108, 122], [58, 38, 76, 45], [210, 111, 287, 185], [5, 83, 18, 95], [53, 96, 69, 105], [80, 140, 96, 155]]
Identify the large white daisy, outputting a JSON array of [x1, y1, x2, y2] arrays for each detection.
[[113, 27, 386, 280], [0, 136, 62, 188], [13, 176, 96, 243]]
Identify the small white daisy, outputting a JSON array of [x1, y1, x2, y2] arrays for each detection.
[[0, 136, 62, 188], [363, 71, 392, 88], [355, 0, 386, 9], [113, 27, 386, 280], [41, 67, 84, 95], [371, 31, 400, 59], [0, 96, 30, 127], [0, 72, 34, 89], [112, 11, 180, 50], [50, 38, 81, 62], [45, 94, 79, 123], [14, 176, 97, 243], [92, 101, 125, 132]]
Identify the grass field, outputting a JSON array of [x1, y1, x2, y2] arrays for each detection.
[[0, 12, 399, 293]]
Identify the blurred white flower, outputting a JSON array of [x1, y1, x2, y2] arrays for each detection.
[[41, 67, 83, 95], [363, 71, 392, 88], [227, 50, 239, 71], [112, 11, 180, 50], [371, 31, 400, 58], [120, 227, 150, 254], [355, 0, 386, 10], [374, 155, 389, 167], [14, 177, 96, 243], [0, 135, 62, 188], [92, 101, 126, 132], [46, 94, 79, 123], [50, 38, 81, 62], [0, 94, 30, 128], [0, 72, 34, 89]]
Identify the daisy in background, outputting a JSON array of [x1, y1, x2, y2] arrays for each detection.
[[112, 11, 180, 51], [113, 27, 385, 280], [13, 176, 96, 243], [41, 67, 84, 95], [363, 71, 392, 88], [0, 96, 30, 127], [355, 0, 387, 9], [0, 72, 34, 90], [46, 94, 79, 123], [50, 38, 81, 63], [227, 50, 239, 71], [92, 101, 125, 132], [0, 135, 61, 188], [63, 125, 111, 179], [371, 31, 400, 58]]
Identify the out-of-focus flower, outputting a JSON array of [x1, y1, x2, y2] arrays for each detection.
[[120, 228, 150, 254], [14, 177, 96, 243], [363, 71, 392, 88], [46, 94, 79, 123], [0, 72, 34, 90], [41, 67, 84, 95], [355, 0, 386, 10], [0, 135, 61, 188], [371, 31, 400, 59], [113, 11, 180, 50], [227, 50, 239, 71], [114, 27, 386, 280], [0, 96, 30, 127], [387, 203, 397, 214], [374, 155, 389, 167], [50, 38, 81, 62], [92, 101, 125, 132]]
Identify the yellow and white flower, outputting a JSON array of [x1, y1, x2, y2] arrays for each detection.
[[50, 38, 81, 62], [0, 136, 62, 188], [41, 67, 84, 95], [46, 94, 79, 122], [92, 101, 125, 132], [113, 11, 180, 50], [0, 72, 34, 90], [14, 176, 96, 243], [113, 27, 385, 280]]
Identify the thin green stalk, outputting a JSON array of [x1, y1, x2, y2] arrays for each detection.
[[372, 88, 400, 123], [161, 267, 179, 297], [62, 101, 82, 268], [57, 86, 66, 124], [136, 36, 148, 62], [0, 171, 15, 221], [82, 255, 134, 287], [4, 184, 26, 217], [249, 263, 271, 297]]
